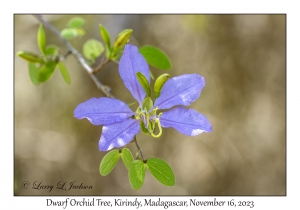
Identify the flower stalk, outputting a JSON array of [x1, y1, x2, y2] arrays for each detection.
[[133, 136, 144, 161]]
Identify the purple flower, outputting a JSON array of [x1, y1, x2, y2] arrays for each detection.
[[74, 44, 212, 151]]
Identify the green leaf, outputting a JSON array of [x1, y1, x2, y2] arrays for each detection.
[[136, 72, 151, 97], [75, 28, 85, 36], [83, 39, 104, 60], [111, 49, 123, 61], [28, 62, 40, 85], [37, 24, 46, 55], [100, 150, 121, 176], [129, 160, 146, 190], [60, 28, 78, 39], [121, 148, 134, 170], [139, 45, 171, 70], [17, 51, 45, 64], [100, 25, 111, 47], [146, 158, 175, 186], [38, 61, 57, 82], [99, 24, 111, 58], [67, 17, 85, 28], [154, 73, 171, 98], [112, 29, 132, 55], [44, 45, 58, 57], [58, 62, 71, 85]]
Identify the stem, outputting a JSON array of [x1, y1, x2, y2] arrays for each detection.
[[133, 136, 144, 161], [93, 57, 110, 73], [33, 14, 115, 98], [55, 50, 71, 62]]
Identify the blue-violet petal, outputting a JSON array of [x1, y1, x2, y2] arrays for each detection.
[[160, 107, 212, 136], [99, 118, 140, 151], [74, 97, 134, 125], [154, 74, 205, 110], [119, 44, 150, 105]]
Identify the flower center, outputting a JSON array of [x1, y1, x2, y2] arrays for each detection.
[[135, 105, 163, 138]]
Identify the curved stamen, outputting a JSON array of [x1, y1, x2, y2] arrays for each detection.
[[150, 118, 163, 138]]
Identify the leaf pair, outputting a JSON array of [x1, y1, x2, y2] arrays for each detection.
[[85, 24, 171, 73], [27, 61, 71, 85], [27, 61, 56, 85], [99, 25, 132, 60], [82, 26, 133, 65], [99, 148, 175, 190], [136, 72, 171, 100], [60, 17, 85, 40], [129, 158, 175, 190], [17, 24, 71, 85], [99, 148, 133, 176]]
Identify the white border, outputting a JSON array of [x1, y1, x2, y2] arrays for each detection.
[[4, 0, 298, 209]]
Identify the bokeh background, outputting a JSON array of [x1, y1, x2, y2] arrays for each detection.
[[14, 14, 286, 195]]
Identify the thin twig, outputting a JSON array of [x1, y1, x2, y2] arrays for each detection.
[[33, 14, 115, 98], [93, 57, 110, 73], [133, 136, 144, 161], [55, 50, 71, 62]]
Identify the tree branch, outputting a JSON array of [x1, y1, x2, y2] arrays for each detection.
[[33, 14, 115, 98]]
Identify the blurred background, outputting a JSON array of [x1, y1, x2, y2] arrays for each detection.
[[14, 14, 286, 195]]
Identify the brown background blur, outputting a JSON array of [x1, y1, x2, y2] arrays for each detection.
[[14, 14, 286, 195]]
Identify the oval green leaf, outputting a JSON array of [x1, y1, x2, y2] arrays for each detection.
[[113, 29, 132, 54], [45, 45, 58, 57], [28, 62, 40, 85], [99, 24, 111, 58], [37, 24, 46, 55], [38, 61, 57, 82], [121, 148, 134, 170], [129, 160, 146, 190], [139, 45, 171, 70], [83, 39, 104, 60], [154, 73, 171, 98], [60, 28, 78, 39], [17, 51, 45, 64], [58, 62, 71, 85], [146, 158, 175, 186], [67, 17, 85, 28], [100, 150, 121, 176], [136, 72, 151, 97]]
